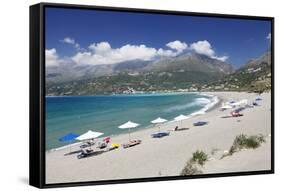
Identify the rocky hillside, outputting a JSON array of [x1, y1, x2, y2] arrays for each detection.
[[46, 53, 234, 95], [204, 50, 272, 93]]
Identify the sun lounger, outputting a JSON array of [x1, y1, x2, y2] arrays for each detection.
[[174, 127, 189, 131], [193, 121, 208, 126], [111, 143, 120, 148], [256, 97, 262, 101], [151, 132, 170, 138], [235, 107, 245, 113], [97, 142, 108, 149], [80, 140, 95, 149], [230, 111, 243, 117], [253, 102, 258, 106], [122, 140, 141, 149], [96, 136, 111, 149], [103, 137, 111, 143], [233, 113, 243, 117], [108, 143, 120, 151], [77, 149, 94, 159]]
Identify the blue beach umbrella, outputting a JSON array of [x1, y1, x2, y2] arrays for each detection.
[[59, 133, 79, 142], [59, 133, 79, 153]]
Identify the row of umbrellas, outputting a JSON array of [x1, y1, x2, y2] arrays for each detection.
[[59, 114, 192, 148], [116, 114, 191, 141]]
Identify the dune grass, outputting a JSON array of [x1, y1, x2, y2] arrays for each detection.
[[181, 150, 208, 176], [191, 150, 208, 166], [221, 134, 265, 159]]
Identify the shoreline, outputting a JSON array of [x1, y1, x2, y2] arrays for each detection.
[[46, 92, 220, 153], [46, 91, 271, 184], [46, 91, 198, 97], [46, 90, 230, 98]]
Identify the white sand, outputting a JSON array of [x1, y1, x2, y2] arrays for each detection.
[[46, 92, 271, 184]]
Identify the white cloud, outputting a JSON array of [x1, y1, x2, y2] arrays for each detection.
[[89, 41, 112, 53], [166, 40, 188, 53], [266, 33, 271, 41], [48, 39, 228, 67], [72, 41, 185, 65], [190, 40, 215, 57], [73, 43, 156, 65], [63, 37, 75, 44], [45, 48, 71, 67], [213, 55, 229, 62], [157, 48, 177, 57], [190, 40, 228, 61], [61, 37, 80, 49], [45, 48, 61, 66]]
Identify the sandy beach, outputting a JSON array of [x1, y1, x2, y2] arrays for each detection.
[[46, 91, 271, 184]]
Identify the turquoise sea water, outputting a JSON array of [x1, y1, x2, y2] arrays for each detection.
[[46, 93, 215, 150]]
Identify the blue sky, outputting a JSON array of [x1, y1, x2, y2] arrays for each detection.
[[45, 7, 271, 68]]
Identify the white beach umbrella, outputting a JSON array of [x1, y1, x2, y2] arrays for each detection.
[[118, 121, 140, 141], [174, 114, 189, 128], [151, 117, 168, 133], [174, 114, 189, 121], [151, 117, 168, 124], [76, 130, 104, 141]]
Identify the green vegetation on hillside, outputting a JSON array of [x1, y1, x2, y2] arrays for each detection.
[[46, 51, 271, 96], [201, 50, 271, 93], [46, 70, 226, 96]]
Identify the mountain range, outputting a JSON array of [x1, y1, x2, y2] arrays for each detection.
[[46, 51, 271, 96], [46, 53, 234, 82]]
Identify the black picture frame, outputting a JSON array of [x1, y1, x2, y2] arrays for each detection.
[[30, 2, 275, 189]]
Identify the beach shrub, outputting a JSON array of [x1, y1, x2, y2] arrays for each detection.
[[236, 134, 265, 149], [256, 134, 266, 144], [180, 150, 208, 176], [244, 136, 261, 149], [230, 134, 247, 154], [191, 150, 208, 166], [222, 134, 265, 159], [180, 161, 202, 176]]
